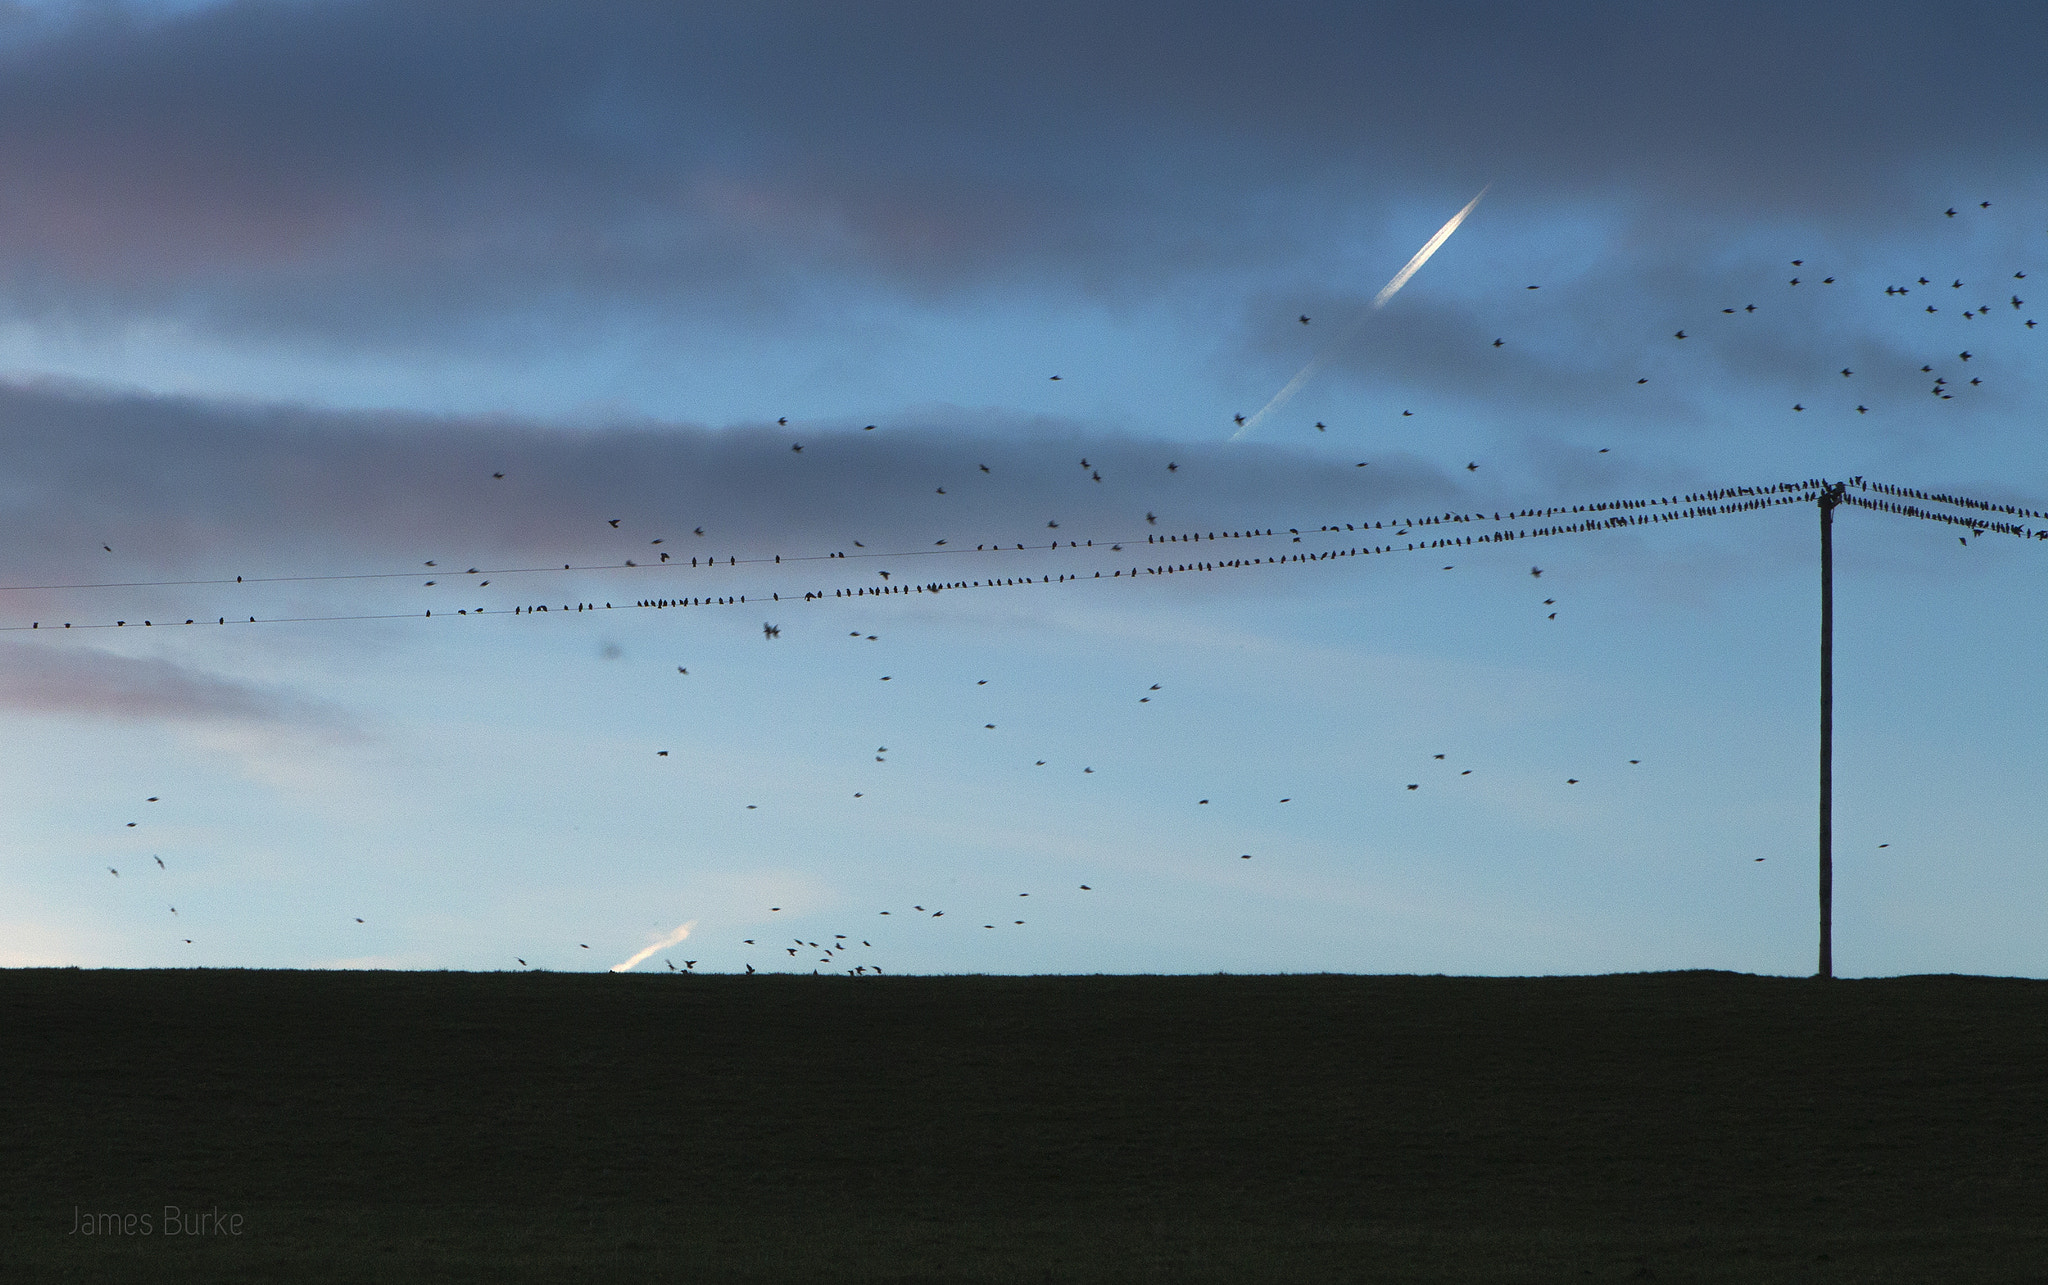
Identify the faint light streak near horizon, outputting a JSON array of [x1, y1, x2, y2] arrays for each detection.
[[612, 921, 696, 973]]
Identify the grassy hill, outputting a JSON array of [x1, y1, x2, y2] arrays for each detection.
[[6, 969, 2047, 1282]]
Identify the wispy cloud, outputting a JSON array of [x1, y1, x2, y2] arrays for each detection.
[[0, 639, 348, 729]]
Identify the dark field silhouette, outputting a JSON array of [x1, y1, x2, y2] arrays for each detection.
[[8, 970, 2047, 1282]]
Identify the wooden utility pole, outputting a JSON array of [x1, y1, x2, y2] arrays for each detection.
[[1817, 482, 1846, 979]]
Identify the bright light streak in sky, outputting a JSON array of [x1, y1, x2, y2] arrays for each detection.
[[1232, 186, 1488, 441]]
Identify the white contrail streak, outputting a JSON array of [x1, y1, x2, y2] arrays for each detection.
[[1232, 184, 1489, 441], [610, 920, 696, 972]]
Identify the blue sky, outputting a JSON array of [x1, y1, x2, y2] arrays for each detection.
[[1, 0, 2043, 976]]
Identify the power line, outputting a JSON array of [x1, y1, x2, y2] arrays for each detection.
[[0, 478, 1832, 598], [3, 480, 1848, 634], [9, 476, 2036, 637]]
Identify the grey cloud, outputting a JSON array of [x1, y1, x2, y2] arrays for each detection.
[[0, 378, 1468, 587], [0, 638, 349, 727], [0, 0, 2040, 347]]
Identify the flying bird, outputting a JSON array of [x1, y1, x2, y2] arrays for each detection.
[[763, 623, 780, 639]]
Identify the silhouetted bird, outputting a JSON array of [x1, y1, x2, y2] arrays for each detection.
[[1299, 315, 1310, 324], [763, 623, 780, 638], [609, 519, 620, 527]]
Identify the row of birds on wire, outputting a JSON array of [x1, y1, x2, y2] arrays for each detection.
[[12, 476, 2043, 638]]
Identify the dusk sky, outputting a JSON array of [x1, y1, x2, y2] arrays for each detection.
[[4, 0, 2044, 977]]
